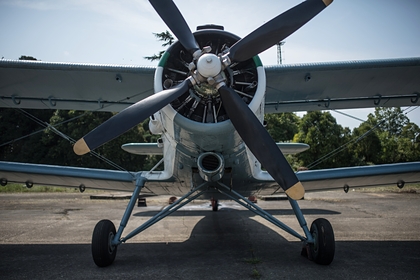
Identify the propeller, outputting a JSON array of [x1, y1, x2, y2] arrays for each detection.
[[149, 0, 200, 57], [73, 0, 333, 200], [228, 0, 333, 63], [215, 0, 333, 200], [218, 86, 304, 200], [73, 79, 192, 155]]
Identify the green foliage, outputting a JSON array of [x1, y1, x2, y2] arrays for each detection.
[[0, 108, 55, 163], [1, 106, 418, 176], [0, 108, 159, 171], [293, 111, 355, 169], [369, 107, 409, 135], [351, 122, 382, 164], [251, 269, 261, 279], [19, 55, 37, 61], [0, 183, 77, 193], [244, 257, 262, 265], [144, 31, 174, 62], [265, 113, 299, 142], [366, 108, 420, 164]]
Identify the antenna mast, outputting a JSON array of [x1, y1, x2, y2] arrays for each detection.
[[277, 41, 285, 64]]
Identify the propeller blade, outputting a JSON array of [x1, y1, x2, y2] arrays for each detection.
[[73, 79, 192, 155], [149, 0, 200, 56], [218, 85, 304, 200], [228, 0, 333, 62]]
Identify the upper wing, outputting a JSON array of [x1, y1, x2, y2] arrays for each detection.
[[4, 57, 419, 113], [0, 60, 156, 112], [264, 57, 420, 113]]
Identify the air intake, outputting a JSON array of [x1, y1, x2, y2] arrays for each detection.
[[197, 152, 225, 182]]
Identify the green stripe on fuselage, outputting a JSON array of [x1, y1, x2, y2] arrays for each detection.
[[158, 51, 170, 67], [253, 55, 263, 67]]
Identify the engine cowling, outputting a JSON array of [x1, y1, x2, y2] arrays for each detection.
[[154, 26, 265, 125]]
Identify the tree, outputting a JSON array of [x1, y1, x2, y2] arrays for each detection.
[[368, 107, 409, 136], [19, 55, 38, 61], [1, 108, 160, 171], [293, 111, 354, 169], [144, 31, 174, 62], [41, 110, 153, 171], [366, 107, 419, 164], [265, 113, 299, 142], [0, 108, 54, 163], [351, 122, 382, 165]]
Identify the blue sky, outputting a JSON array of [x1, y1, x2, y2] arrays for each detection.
[[1, 0, 419, 129]]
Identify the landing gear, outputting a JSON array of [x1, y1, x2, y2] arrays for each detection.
[[91, 176, 335, 266], [92, 219, 117, 267], [215, 182, 335, 265], [91, 176, 211, 267], [308, 218, 335, 265], [211, 198, 219, 211]]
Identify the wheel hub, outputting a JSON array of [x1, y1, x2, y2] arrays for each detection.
[[108, 232, 116, 254]]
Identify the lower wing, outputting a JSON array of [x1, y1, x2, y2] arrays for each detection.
[[1, 161, 419, 195]]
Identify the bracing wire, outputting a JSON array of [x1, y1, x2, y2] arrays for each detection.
[[303, 106, 419, 170], [2, 106, 135, 177]]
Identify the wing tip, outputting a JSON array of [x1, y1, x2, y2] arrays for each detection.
[[285, 181, 305, 200], [73, 138, 90, 155]]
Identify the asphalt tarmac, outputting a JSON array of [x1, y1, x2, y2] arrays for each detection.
[[0, 189, 419, 279]]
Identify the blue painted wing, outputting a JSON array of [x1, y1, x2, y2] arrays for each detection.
[[265, 57, 420, 113], [2, 57, 419, 113], [252, 162, 420, 195], [0, 161, 136, 192], [0, 160, 177, 194], [297, 162, 420, 192], [0, 60, 155, 112], [2, 161, 419, 194]]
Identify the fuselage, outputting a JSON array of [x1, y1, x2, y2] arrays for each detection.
[[146, 27, 278, 198]]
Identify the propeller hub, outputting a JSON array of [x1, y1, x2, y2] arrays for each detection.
[[196, 53, 221, 78]]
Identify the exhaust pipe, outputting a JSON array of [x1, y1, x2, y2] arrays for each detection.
[[197, 152, 224, 182]]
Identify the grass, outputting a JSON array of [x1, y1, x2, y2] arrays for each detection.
[[356, 183, 420, 193], [0, 183, 89, 193], [251, 269, 261, 279], [2, 181, 419, 196], [244, 248, 262, 279], [244, 257, 262, 265]]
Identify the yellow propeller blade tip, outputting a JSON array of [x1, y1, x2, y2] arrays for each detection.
[[73, 139, 90, 155], [285, 181, 305, 200], [323, 0, 333, 6]]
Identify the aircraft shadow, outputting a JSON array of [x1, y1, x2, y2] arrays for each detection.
[[0, 198, 418, 279], [1, 223, 419, 280], [133, 206, 340, 217]]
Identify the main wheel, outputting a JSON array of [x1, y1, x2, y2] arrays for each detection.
[[92, 219, 117, 267], [309, 218, 335, 265]]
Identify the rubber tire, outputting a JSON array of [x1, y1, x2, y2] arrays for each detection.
[[309, 218, 335, 265], [92, 219, 117, 267]]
